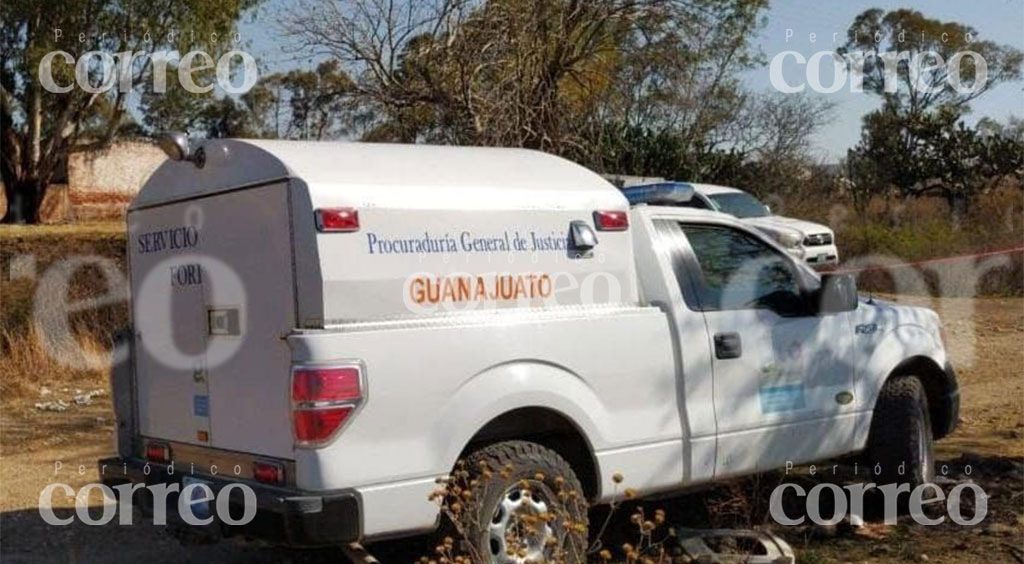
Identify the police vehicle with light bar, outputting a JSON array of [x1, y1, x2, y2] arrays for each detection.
[[622, 181, 839, 267]]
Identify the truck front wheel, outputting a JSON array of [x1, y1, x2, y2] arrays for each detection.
[[866, 375, 935, 487], [452, 441, 589, 564]]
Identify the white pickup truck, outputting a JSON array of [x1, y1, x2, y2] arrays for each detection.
[[622, 182, 840, 267], [101, 138, 958, 559]]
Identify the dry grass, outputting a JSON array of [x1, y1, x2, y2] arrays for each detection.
[[0, 222, 128, 334], [0, 327, 107, 400], [1, 222, 125, 405], [68, 193, 134, 205], [0, 221, 123, 238], [781, 187, 1024, 296]]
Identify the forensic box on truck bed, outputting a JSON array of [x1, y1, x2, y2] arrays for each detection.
[[102, 139, 958, 560]]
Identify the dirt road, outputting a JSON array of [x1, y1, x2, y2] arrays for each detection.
[[2, 295, 1021, 564]]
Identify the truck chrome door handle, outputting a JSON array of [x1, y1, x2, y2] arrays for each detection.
[[714, 332, 742, 359]]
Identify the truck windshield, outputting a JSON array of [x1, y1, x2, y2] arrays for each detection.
[[708, 193, 769, 218]]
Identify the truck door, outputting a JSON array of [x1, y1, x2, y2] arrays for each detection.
[[667, 221, 857, 477]]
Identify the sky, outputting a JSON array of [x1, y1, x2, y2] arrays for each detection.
[[742, 0, 1024, 160], [238, 0, 1024, 162]]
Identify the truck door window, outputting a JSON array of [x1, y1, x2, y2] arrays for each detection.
[[680, 224, 804, 315]]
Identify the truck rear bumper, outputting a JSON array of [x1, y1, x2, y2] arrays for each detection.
[[98, 457, 361, 547]]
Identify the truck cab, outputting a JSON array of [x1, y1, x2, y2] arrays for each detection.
[[627, 182, 956, 476], [631, 203, 858, 477]]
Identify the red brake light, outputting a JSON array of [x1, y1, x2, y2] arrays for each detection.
[[292, 367, 362, 402], [292, 364, 364, 446], [252, 461, 285, 485], [315, 208, 360, 232], [146, 442, 171, 463], [593, 210, 629, 231], [293, 408, 354, 443]]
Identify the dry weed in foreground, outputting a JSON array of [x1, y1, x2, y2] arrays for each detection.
[[426, 462, 674, 564], [592, 474, 675, 564], [0, 327, 107, 399]]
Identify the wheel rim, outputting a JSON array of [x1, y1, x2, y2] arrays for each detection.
[[487, 484, 554, 564]]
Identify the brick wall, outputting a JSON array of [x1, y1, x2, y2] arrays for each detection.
[[1, 141, 166, 223], [66, 141, 167, 221]]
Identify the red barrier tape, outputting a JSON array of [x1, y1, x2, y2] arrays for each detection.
[[822, 246, 1024, 275]]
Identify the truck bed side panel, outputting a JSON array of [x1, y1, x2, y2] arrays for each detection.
[[287, 307, 680, 536]]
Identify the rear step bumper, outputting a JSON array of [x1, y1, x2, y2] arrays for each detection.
[[99, 457, 361, 546]]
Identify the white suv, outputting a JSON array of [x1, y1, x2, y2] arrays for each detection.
[[625, 182, 839, 267]]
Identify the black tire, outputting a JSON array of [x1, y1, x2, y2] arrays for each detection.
[[452, 440, 589, 564], [865, 375, 935, 487]]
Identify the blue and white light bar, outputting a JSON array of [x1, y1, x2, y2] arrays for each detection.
[[620, 182, 696, 206]]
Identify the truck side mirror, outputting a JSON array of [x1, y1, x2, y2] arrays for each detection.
[[814, 273, 858, 314]]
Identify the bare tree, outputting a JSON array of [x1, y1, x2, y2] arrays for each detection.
[[280, 0, 470, 141], [279, 0, 770, 159], [726, 93, 836, 165]]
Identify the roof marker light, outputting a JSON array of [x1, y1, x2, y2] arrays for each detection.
[[593, 210, 629, 231], [620, 182, 696, 206], [315, 208, 360, 232]]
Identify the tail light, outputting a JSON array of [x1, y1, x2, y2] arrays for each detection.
[[291, 364, 364, 446], [593, 210, 629, 231], [315, 208, 360, 232], [146, 441, 171, 463], [253, 460, 285, 485]]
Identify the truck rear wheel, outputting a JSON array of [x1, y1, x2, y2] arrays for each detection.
[[454, 441, 588, 564], [866, 375, 935, 487]]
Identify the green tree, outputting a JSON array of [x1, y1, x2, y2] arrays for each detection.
[[142, 60, 355, 140], [841, 9, 1022, 114], [848, 109, 1024, 217], [140, 62, 219, 135], [841, 9, 1023, 209], [580, 0, 769, 173], [272, 61, 354, 140], [920, 119, 1024, 214], [0, 0, 260, 223]]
